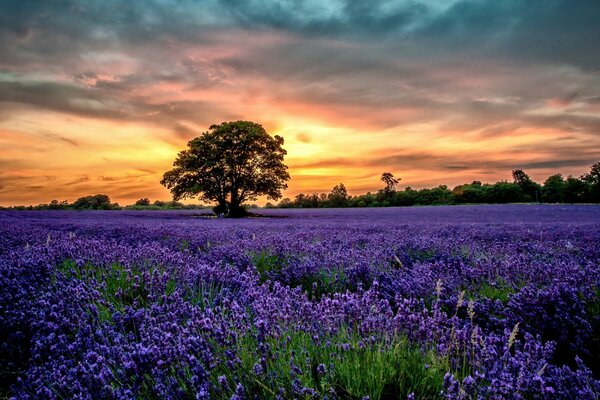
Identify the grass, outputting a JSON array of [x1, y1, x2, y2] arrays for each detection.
[[181, 279, 227, 310], [465, 277, 518, 304], [53, 259, 471, 398], [405, 247, 438, 264], [213, 328, 458, 399], [250, 250, 289, 283], [250, 250, 362, 299], [585, 288, 600, 319], [56, 259, 232, 323], [56, 260, 174, 322]]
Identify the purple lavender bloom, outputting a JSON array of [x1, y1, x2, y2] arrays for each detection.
[[0, 205, 599, 398]]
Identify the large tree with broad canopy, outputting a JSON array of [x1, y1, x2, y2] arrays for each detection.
[[161, 121, 290, 217]]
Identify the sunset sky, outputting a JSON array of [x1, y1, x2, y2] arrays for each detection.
[[1, 0, 600, 206]]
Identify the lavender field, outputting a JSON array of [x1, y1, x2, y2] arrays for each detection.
[[1, 205, 600, 399]]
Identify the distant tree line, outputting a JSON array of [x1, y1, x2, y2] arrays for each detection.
[[1, 195, 207, 211], [3, 162, 599, 211], [269, 162, 600, 208]]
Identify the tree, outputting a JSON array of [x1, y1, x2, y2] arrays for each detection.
[[512, 169, 530, 186], [512, 169, 541, 201], [582, 161, 600, 185], [452, 183, 486, 204], [380, 172, 400, 193], [378, 172, 400, 204], [161, 121, 290, 217], [327, 183, 350, 207], [489, 182, 524, 203], [582, 161, 600, 202], [278, 198, 293, 208], [564, 176, 587, 203], [542, 174, 566, 203], [48, 200, 69, 210], [135, 198, 151, 206], [73, 194, 113, 210]]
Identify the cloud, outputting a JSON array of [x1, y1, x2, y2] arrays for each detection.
[[293, 146, 600, 176], [296, 133, 312, 143], [0, 0, 599, 205], [65, 175, 90, 185], [39, 132, 79, 147]]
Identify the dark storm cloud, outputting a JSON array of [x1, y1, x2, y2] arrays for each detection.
[[2, 0, 598, 65]]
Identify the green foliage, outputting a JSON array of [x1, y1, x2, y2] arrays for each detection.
[[250, 250, 289, 283], [214, 329, 454, 400], [135, 197, 151, 206], [453, 182, 525, 204], [512, 169, 541, 201], [73, 194, 116, 210], [161, 121, 290, 217], [299, 268, 351, 299], [56, 260, 174, 322], [542, 174, 566, 203], [466, 277, 518, 303], [249, 250, 353, 298], [564, 176, 588, 203], [405, 247, 438, 263], [182, 279, 227, 310], [270, 163, 600, 209], [124, 200, 206, 210], [585, 287, 600, 320], [581, 161, 600, 202], [328, 183, 350, 207]]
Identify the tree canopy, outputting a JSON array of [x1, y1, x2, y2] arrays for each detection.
[[161, 121, 290, 217], [381, 172, 400, 193]]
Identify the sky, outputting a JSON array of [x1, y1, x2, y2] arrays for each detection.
[[1, 0, 600, 206]]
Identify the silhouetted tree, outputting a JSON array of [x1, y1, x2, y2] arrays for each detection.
[[270, 165, 600, 210], [73, 194, 113, 210], [452, 183, 486, 203], [512, 169, 541, 201], [279, 198, 293, 208], [489, 182, 524, 203], [328, 183, 350, 207], [582, 161, 600, 202], [583, 161, 600, 185], [161, 121, 290, 217], [564, 176, 587, 203], [377, 172, 400, 205], [48, 200, 69, 210], [135, 198, 151, 206], [543, 174, 566, 203], [380, 172, 400, 193]]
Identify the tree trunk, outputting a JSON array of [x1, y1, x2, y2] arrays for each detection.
[[228, 199, 247, 218], [227, 188, 247, 217], [213, 198, 228, 216]]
